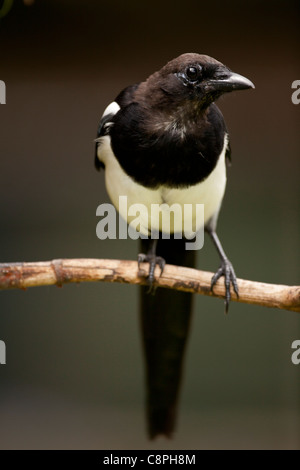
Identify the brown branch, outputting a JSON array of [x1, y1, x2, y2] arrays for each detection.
[[0, 258, 299, 312]]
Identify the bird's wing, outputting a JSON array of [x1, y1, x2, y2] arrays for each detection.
[[225, 137, 232, 167], [94, 84, 139, 170], [94, 104, 120, 171]]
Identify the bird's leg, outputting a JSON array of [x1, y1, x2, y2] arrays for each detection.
[[138, 238, 165, 292], [206, 228, 239, 313]]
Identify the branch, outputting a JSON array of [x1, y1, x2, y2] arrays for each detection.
[[0, 259, 299, 312]]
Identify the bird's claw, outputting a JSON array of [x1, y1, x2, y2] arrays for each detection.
[[138, 253, 165, 293], [211, 258, 239, 313]]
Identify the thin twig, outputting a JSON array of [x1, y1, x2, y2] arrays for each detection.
[[0, 259, 299, 312]]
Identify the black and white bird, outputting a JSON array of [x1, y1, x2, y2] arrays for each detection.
[[95, 53, 254, 438]]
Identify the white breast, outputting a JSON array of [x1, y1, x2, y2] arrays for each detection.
[[98, 118, 227, 236]]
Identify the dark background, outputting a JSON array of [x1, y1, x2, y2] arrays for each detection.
[[0, 0, 299, 449]]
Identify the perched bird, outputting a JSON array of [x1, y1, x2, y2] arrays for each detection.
[[95, 53, 254, 438]]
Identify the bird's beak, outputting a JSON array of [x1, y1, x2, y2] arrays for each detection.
[[207, 71, 255, 93]]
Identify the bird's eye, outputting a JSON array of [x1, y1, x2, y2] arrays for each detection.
[[185, 65, 202, 82]]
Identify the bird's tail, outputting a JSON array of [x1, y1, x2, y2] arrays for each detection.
[[140, 237, 196, 439]]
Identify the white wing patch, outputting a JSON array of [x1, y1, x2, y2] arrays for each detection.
[[96, 101, 121, 163], [102, 101, 120, 118]]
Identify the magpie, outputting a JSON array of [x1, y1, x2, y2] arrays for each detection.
[[95, 53, 254, 438]]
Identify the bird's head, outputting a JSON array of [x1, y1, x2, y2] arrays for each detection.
[[142, 53, 254, 113]]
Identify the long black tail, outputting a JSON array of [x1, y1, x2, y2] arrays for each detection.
[[140, 237, 196, 439]]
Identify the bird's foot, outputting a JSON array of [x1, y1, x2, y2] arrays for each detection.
[[211, 258, 239, 313], [138, 253, 165, 293]]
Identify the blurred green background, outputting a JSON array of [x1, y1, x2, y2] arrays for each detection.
[[0, 0, 299, 449]]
